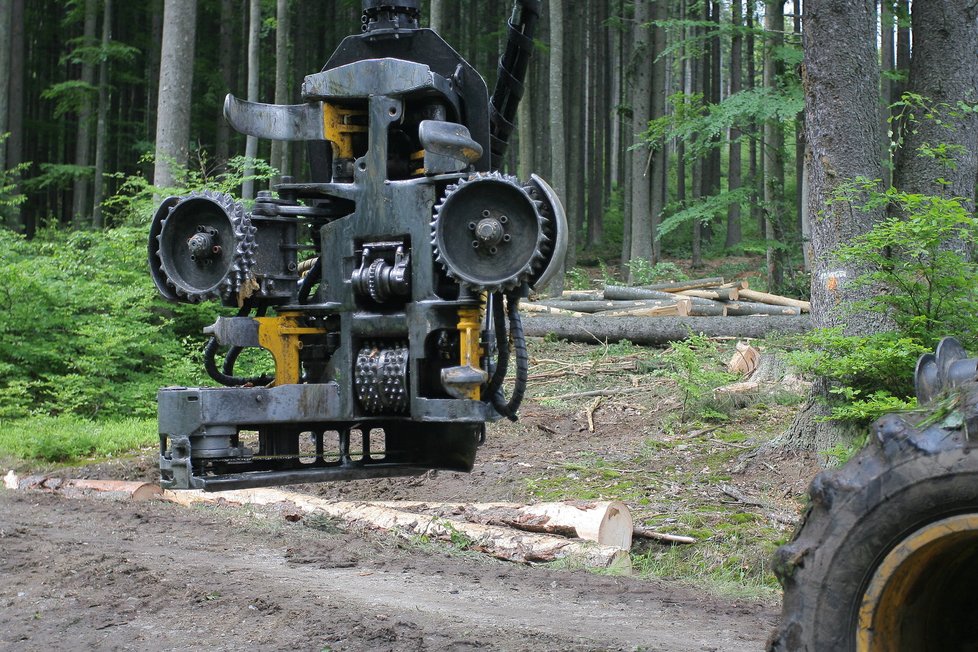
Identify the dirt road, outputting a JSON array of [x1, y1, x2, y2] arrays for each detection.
[[0, 489, 775, 651]]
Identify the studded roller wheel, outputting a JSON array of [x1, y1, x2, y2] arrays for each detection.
[[354, 342, 409, 414], [150, 190, 256, 304], [432, 172, 547, 293], [770, 351, 978, 650]]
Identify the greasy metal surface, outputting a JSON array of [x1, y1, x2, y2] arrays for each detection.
[[857, 514, 978, 651], [152, 2, 562, 490]]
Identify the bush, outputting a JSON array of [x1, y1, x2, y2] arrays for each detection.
[[0, 226, 215, 419]]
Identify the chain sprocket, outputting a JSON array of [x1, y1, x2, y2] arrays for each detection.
[[432, 172, 547, 293], [152, 190, 256, 303]]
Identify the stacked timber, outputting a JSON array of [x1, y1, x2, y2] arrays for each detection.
[[522, 277, 811, 344]]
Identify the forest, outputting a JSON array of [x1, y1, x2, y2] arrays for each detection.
[[1, 0, 977, 449]]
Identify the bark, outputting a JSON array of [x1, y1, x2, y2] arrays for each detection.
[[0, 0, 10, 170], [429, 0, 445, 33], [242, 0, 260, 200], [627, 0, 653, 272], [522, 314, 811, 345], [746, 4, 763, 237], [880, 0, 895, 174], [649, 0, 667, 262], [763, 0, 786, 292], [270, 0, 291, 183], [565, 0, 584, 271], [725, 0, 744, 248], [153, 0, 197, 191], [5, 0, 23, 230], [604, 285, 718, 305], [162, 489, 631, 569], [72, 0, 98, 224], [215, 0, 234, 169], [723, 302, 801, 316], [92, 0, 112, 228], [534, 299, 689, 314], [548, 0, 566, 291], [782, 0, 888, 452], [893, 0, 978, 213]]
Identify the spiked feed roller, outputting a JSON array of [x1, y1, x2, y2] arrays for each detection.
[[149, 0, 565, 491]]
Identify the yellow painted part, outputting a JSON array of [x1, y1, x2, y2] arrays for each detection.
[[256, 312, 327, 387], [457, 305, 484, 400], [857, 513, 978, 651], [323, 103, 367, 159]]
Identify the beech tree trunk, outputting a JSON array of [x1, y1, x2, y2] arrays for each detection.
[[649, 0, 667, 262], [546, 0, 566, 292], [726, 0, 744, 248], [5, 0, 24, 230], [270, 0, 291, 183], [153, 0, 197, 191], [763, 0, 786, 292], [215, 0, 235, 169]]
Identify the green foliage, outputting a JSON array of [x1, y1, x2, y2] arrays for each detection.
[[0, 227, 214, 419], [625, 259, 688, 285], [104, 154, 278, 227], [0, 134, 28, 212], [565, 267, 593, 290], [830, 179, 978, 348], [0, 416, 156, 464], [659, 334, 737, 422]]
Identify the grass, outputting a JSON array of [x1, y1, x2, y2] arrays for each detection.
[[0, 416, 157, 464]]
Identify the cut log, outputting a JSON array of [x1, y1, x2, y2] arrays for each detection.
[[680, 287, 740, 301], [161, 488, 631, 570], [602, 304, 685, 318], [534, 299, 685, 314], [520, 302, 586, 316], [12, 476, 163, 501], [368, 500, 632, 549], [687, 301, 727, 317], [522, 314, 811, 345], [559, 290, 603, 300], [738, 289, 811, 312], [723, 301, 801, 316], [639, 276, 725, 292], [603, 284, 717, 305]]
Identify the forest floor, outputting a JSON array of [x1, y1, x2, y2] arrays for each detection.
[[0, 335, 822, 652]]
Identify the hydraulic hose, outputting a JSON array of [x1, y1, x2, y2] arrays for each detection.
[[484, 293, 510, 401], [205, 306, 273, 386], [487, 292, 528, 421], [297, 257, 322, 304]]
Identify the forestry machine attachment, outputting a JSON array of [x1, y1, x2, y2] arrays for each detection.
[[770, 337, 978, 651], [149, 0, 566, 491]]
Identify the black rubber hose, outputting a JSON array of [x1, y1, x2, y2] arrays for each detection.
[[205, 306, 273, 386], [298, 257, 323, 304], [221, 306, 268, 376], [484, 293, 510, 401], [489, 293, 527, 421]]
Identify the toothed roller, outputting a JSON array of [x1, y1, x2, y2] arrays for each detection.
[[150, 190, 256, 304], [432, 172, 546, 293]]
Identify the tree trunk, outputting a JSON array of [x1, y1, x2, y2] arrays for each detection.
[[153, 0, 197, 191], [649, 0, 667, 262], [429, 0, 445, 33], [270, 0, 291, 183], [627, 0, 653, 275], [547, 0, 567, 292], [242, 0, 261, 200], [726, 0, 744, 248], [880, 0, 895, 176], [0, 0, 10, 174], [746, 4, 763, 239], [5, 0, 24, 230], [763, 0, 786, 292], [893, 1, 978, 215], [782, 0, 888, 452], [564, 0, 584, 271], [522, 314, 811, 345], [92, 0, 112, 228], [72, 0, 98, 225], [215, 0, 235, 169]]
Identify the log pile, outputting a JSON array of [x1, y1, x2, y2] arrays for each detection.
[[522, 277, 811, 345]]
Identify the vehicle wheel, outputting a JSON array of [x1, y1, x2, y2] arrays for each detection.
[[769, 390, 978, 651]]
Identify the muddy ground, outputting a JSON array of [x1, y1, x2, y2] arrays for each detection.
[[0, 338, 819, 651]]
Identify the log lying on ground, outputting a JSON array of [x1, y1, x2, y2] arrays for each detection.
[[686, 301, 727, 317], [603, 284, 718, 306], [534, 299, 684, 314], [9, 475, 163, 501], [522, 314, 811, 345], [602, 303, 686, 318], [369, 500, 632, 549], [639, 276, 726, 292], [161, 488, 631, 570], [680, 287, 740, 301], [559, 290, 603, 301], [739, 288, 810, 312], [723, 301, 801, 316], [520, 302, 586, 316]]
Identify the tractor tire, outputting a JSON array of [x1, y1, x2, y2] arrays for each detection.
[[768, 387, 978, 651]]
